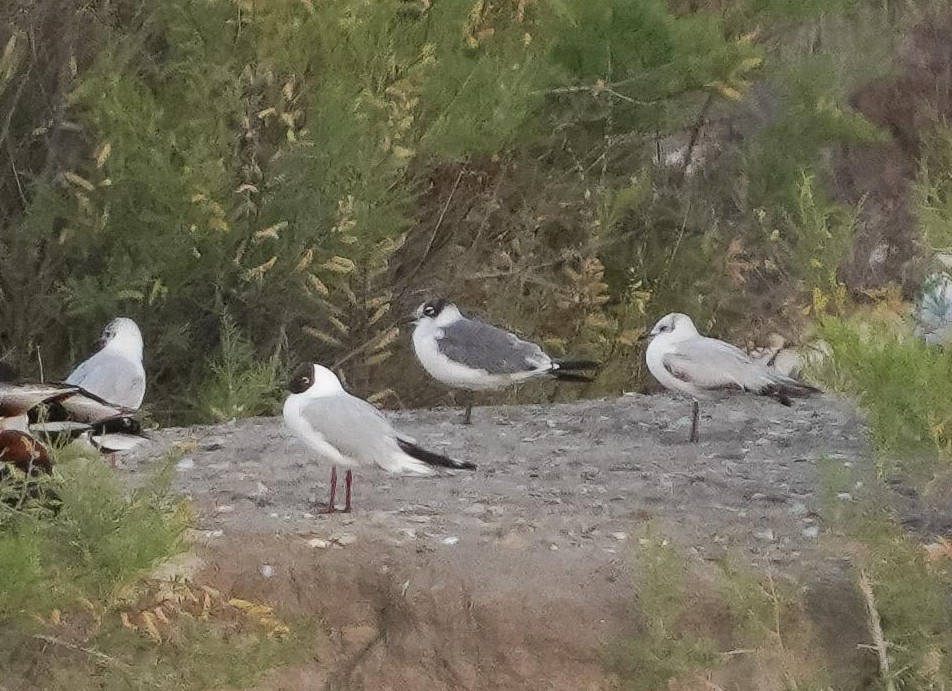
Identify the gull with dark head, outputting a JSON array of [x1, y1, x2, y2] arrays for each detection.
[[410, 299, 598, 423], [283, 363, 475, 513], [66, 317, 146, 410], [643, 313, 819, 443]]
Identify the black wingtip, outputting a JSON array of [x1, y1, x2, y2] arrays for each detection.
[[396, 438, 476, 470]]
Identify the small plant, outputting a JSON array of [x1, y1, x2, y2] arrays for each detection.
[[607, 532, 720, 689], [0, 445, 186, 620], [812, 314, 952, 479], [195, 312, 284, 423]]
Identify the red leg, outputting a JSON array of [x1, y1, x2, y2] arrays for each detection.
[[108, 452, 117, 469], [320, 466, 338, 514], [343, 469, 353, 513]]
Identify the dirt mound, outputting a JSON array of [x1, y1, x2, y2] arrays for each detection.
[[119, 391, 896, 688]]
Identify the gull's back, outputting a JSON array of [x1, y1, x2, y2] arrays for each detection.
[[294, 393, 433, 475], [66, 350, 145, 409]]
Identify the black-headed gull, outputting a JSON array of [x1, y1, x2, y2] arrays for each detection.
[[283, 363, 475, 513], [410, 299, 598, 423]]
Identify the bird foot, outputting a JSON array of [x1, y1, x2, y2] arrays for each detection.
[[317, 505, 338, 515]]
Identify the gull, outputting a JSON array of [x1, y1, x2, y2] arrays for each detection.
[[410, 299, 598, 423], [283, 363, 476, 513], [66, 317, 146, 409], [642, 313, 819, 443]]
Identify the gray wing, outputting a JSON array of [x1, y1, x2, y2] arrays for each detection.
[[663, 337, 778, 393], [300, 395, 405, 468], [437, 318, 550, 374], [66, 351, 145, 409]]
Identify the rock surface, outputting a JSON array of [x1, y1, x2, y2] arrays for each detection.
[[123, 391, 883, 689]]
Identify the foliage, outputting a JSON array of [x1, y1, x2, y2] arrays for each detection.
[[195, 312, 284, 423], [0, 446, 186, 617], [607, 533, 719, 689], [819, 459, 952, 689], [0, 0, 926, 417], [813, 314, 952, 477], [915, 125, 952, 252], [609, 529, 834, 689], [0, 445, 307, 690]]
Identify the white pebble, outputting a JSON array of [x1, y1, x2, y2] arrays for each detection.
[[176, 458, 195, 472], [332, 533, 357, 546], [307, 538, 329, 549], [610, 532, 628, 541], [801, 526, 820, 539], [441, 536, 460, 546], [753, 529, 775, 542], [259, 564, 274, 578]]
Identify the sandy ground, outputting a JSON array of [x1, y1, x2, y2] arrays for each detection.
[[123, 392, 887, 689]]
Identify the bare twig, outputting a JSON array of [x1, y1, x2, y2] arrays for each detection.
[[676, 91, 715, 186], [409, 167, 465, 281], [32, 635, 129, 670], [858, 570, 896, 691]]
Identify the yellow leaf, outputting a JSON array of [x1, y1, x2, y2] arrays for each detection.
[[710, 81, 743, 101], [235, 183, 259, 194], [140, 611, 162, 642], [296, 248, 314, 272], [0, 33, 19, 80], [369, 327, 400, 352], [304, 326, 343, 347], [50, 609, 61, 626], [153, 606, 170, 625], [327, 315, 349, 336], [254, 221, 287, 242], [306, 273, 329, 296], [208, 217, 230, 232], [321, 256, 356, 274], [244, 256, 278, 281], [94, 142, 112, 168], [120, 612, 134, 629], [364, 351, 393, 367], [256, 107, 277, 120], [63, 171, 95, 191], [392, 145, 415, 160]]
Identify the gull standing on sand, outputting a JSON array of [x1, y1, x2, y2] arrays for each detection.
[[66, 317, 146, 410], [283, 363, 476, 513], [642, 313, 819, 443], [410, 299, 598, 423]]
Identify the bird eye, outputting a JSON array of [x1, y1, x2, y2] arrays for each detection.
[[423, 304, 436, 316]]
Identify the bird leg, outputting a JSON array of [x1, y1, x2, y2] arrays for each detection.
[[320, 465, 338, 514], [689, 399, 700, 444], [461, 392, 474, 425], [343, 469, 353, 513], [462, 401, 473, 425]]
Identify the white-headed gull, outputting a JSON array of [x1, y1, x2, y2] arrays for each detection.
[[643, 313, 819, 443], [66, 317, 145, 409]]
